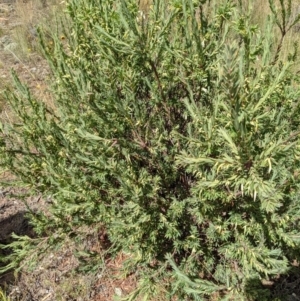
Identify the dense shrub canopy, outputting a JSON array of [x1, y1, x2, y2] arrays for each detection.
[[1, 0, 300, 300]]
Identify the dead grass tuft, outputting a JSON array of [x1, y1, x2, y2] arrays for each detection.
[[12, 0, 64, 60]]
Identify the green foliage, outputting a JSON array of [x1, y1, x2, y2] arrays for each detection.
[[0, 234, 48, 275], [1, 0, 300, 299], [0, 289, 11, 301]]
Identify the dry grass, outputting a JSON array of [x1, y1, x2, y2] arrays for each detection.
[[239, 0, 300, 68], [0, 0, 59, 200], [11, 0, 64, 60], [0, 0, 62, 125]]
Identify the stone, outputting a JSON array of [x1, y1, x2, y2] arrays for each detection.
[[114, 287, 122, 297]]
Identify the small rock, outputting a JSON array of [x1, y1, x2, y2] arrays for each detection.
[[114, 287, 122, 297], [4, 41, 18, 51], [0, 35, 11, 49]]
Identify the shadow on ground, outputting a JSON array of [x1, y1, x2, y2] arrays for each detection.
[[245, 266, 300, 301]]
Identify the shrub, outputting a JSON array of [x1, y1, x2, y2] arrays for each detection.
[[1, 0, 300, 300]]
